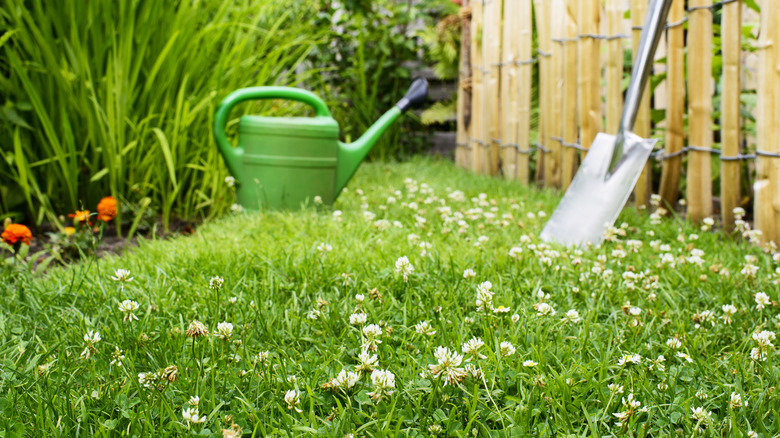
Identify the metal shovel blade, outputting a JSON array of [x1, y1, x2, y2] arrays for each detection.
[[539, 132, 656, 247]]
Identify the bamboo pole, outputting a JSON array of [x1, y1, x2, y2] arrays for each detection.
[[469, 0, 484, 174], [578, 0, 601, 153], [659, 0, 685, 209], [720, 0, 741, 230], [686, 0, 714, 223], [484, 0, 503, 175], [561, 0, 579, 190], [548, 0, 565, 188], [500, 0, 520, 180], [631, 0, 652, 208], [456, 0, 472, 170], [517, 0, 532, 184], [754, 0, 780, 245], [605, 0, 622, 135], [533, 0, 552, 185]]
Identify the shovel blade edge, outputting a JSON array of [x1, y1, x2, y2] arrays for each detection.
[[540, 133, 656, 247]]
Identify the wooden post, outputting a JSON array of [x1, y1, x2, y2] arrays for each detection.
[[720, 0, 741, 230], [533, 0, 552, 185], [517, 0, 532, 184], [548, 0, 565, 188], [631, 0, 652, 208], [469, 0, 484, 174], [500, 0, 520, 180], [605, 0, 623, 135], [456, 0, 472, 170], [754, 0, 780, 245], [659, 0, 685, 209], [484, 0, 503, 175], [686, 0, 714, 223], [561, 0, 579, 190], [578, 0, 602, 152]]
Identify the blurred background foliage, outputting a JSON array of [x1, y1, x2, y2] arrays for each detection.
[[0, 0, 458, 231]]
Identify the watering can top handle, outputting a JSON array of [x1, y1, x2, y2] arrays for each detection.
[[214, 87, 332, 127]]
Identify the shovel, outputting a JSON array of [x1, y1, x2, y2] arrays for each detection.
[[540, 0, 673, 247]]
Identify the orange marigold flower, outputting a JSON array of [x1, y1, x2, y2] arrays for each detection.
[[97, 196, 118, 222], [69, 210, 91, 225], [2, 224, 33, 247]]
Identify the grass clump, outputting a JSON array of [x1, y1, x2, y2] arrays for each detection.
[[1, 158, 779, 436]]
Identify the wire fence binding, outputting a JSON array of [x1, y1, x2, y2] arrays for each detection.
[[651, 145, 780, 162], [579, 33, 631, 40]]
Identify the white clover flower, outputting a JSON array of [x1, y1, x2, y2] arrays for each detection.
[[533, 302, 556, 317], [356, 350, 378, 374], [730, 392, 747, 408], [118, 300, 140, 322], [463, 268, 476, 279], [608, 383, 624, 395], [313, 195, 323, 205], [429, 346, 466, 386], [564, 309, 581, 323], [461, 337, 487, 360], [188, 396, 200, 406], [690, 406, 712, 422], [215, 322, 233, 341], [230, 203, 243, 213], [499, 341, 516, 357], [332, 210, 342, 221], [523, 360, 537, 368], [508, 247, 523, 259], [317, 242, 332, 253], [307, 310, 321, 320], [363, 324, 382, 338], [349, 312, 367, 326], [752, 330, 776, 349], [414, 321, 436, 336], [748, 431, 758, 438], [368, 369, 395, 401], [110, 346, 125, 366], [224, 176, 235, 187], [209, 276, 224, 291], [84, 330, 101, 344], [755, 292, 771, 311], [284, 389, 303, 413], [666, 338, 682, 349], [721, 304, 737, 324], [511, 314, 520, 323], [255, 351, 270, 364], [742, 263, 759, 278], [333, 369, 360, 390], [475, 281, 494, 312], [182, 407, 207, 424], [394, 256, 414, 282], [111, 269, 133, 289]]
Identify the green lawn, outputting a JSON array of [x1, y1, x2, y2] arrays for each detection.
[[1, 158, 779, 437]]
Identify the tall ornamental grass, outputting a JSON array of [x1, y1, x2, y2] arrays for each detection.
[[0, 0, 323, 229]]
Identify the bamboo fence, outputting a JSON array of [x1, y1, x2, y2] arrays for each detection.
[[456, 0, 780, 246]]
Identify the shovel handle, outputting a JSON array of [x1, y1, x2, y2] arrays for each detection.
[[609, 0, 673, 173]]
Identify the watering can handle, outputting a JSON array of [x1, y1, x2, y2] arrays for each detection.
[[213, 87, 333, 179]]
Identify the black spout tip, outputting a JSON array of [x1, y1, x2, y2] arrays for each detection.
[[395, 78, 429, 113]]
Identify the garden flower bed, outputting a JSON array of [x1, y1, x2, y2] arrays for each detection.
[[1, 158, 778, 436]]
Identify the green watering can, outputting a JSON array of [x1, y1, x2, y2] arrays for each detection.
[[214, 78, 428, 210]]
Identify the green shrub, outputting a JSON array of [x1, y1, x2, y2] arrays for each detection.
[[0, 0, 323, 230]]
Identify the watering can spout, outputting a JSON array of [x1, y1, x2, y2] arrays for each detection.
[[335, 78, 428, 195]]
